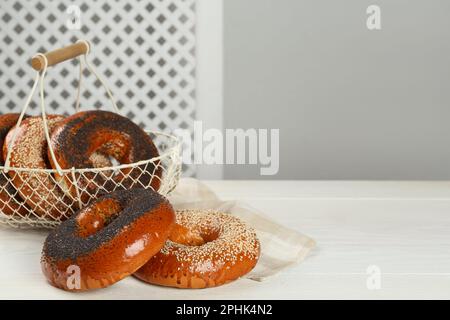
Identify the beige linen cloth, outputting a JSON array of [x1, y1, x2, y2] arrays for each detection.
[[167, 178, 316, 281]]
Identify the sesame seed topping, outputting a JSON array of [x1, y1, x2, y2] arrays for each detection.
[[160, 209, 260, 273]]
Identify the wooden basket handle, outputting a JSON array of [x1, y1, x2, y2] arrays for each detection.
[[31, 41, 90, 71]]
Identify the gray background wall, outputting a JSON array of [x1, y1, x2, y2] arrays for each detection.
[[223, 0, 450, 179]]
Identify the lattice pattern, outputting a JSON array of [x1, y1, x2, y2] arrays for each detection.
[[0, 132, 181, 228], [0, 0, 196, 177]]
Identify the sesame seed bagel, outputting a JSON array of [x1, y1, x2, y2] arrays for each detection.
[[134, 210, 261, 289], [48, 110, 162, 203], [3, 115, 72, 218], [0, 113, 25, 151], [41, 188, 175, 291], [0, 113, 30, 216]]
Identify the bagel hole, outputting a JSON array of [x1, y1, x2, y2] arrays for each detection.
[[108, 156, 122, 177], [170, 225, 219, 246], [89, 152, 122, 178], [76, 198, 123, 238], [89, 152, 113, 168], [108, 156, 121, 167], [91, 139, 130, 177], [200, 232, 219, 243]]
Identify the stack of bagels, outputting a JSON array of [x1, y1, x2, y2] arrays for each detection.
[[41, 188, 260, 291], [0, 110, 161, 219]]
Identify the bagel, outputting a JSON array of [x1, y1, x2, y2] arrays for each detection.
[[3, 115, 73, 219], [134, 210, 260, 288], [41, 188, 175, 291], [48, 110, 162, 204], [0, 113, 29, 216]]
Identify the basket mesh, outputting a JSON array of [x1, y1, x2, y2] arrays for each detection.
[[0, 132, 181, 228]]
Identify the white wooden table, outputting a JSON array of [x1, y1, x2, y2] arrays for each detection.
[[1, 181, 450, 299]]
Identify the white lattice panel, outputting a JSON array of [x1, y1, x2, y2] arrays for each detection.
[[0, 0, 196, 177]]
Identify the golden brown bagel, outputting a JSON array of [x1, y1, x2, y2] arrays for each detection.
[[41, 188, 175, 291], [3, 115, 73, 219], [134, 210, 260, 289], [48, 110, 162, 204], [0, 113, 29, 216]]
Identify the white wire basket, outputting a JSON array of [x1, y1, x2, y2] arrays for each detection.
[[0, 41, 182, 228]]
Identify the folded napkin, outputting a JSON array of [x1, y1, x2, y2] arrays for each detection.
[[168, 178, 316, 281]]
